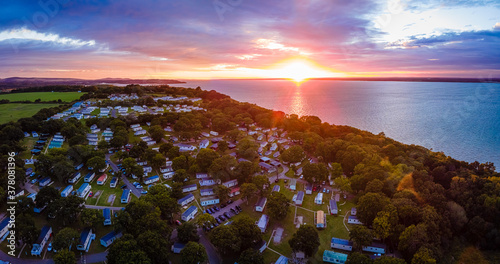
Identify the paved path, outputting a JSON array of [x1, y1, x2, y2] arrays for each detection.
[[105, 154, 142, 198], [197, 228, 221, 264]]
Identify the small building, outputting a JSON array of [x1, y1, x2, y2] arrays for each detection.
[[199, 177, 216, 186], [351, 207, 357, 216], [163, 171, 175, 179], [331, 237, 353, 251], [200, 196, 220, 206], [272, 185, 280, 192], [259, 162, 276, 173], [256, 214, 269, 233], [222, 179, 238, 188], [31, 225, 52, 256], [289, 179, 297, 191], [255, 197, 267, 212], [305, 183, 313, 195], [323, 250, 348, 264], [77, 227, 95, 252], [144, 175, 160, 185], [295, 191, 304, 206], [196, 172, 208, 179], [181, 205, 198, 221], [315, 192, 323, 205], [171, 242, 186, 254], [100, 230, 122, 247], [362, 242, 386, 254], [103, 208, 112, 226], [229, 186, 240, 197], [209, 131, 219, 136], [39, 177, 52, 187], [200, 188, 214, 196], [199, 139, 209, 149], [348, 215, 362, 225], [84, 172, 95, 183], [0, 218, 10, 242], [96, 174, 108, 185], [275, 256, 289, 264], [175, 143, 197, 152], [61, 185, 73, 197], [330, 200, 338, 215], [110, 177, 118, 188], [121, 189, 131, 204], [160, 166, 173, 173], [77, 183, 91, 199], [75, 163, 84, 171], [316, 210, 326, 229], [182, 184, 197, 193], [178, 193, 195, 206], [31, 149, 42, 155]]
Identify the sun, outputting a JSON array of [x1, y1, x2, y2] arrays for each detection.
[[268, 57, 340, 83]]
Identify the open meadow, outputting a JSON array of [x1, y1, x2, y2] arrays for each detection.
[[0, 103, 61, 124], [0, 92, 84, 102]]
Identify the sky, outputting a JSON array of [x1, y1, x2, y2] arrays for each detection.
[[0, 0, 499, 79]]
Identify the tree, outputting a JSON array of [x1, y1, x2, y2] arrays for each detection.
[[137, 230, 170, 264], [80, 208, 105, 228], [281, 145, 305, 164], [150, 153, 165, 170], [357, 192, 390, 226], [173, 169, 189, 183], [177, 222, 199, 243], [398, 224, 429, 259], [148, 125, 165, 142], [252, 175, 270, 193], [217, 140, 228, 153], [35, 186, 59, 209], [196, 148, 219, 171], [267, 192, 290, 220], [411, 247, 436, 264], [334, 176, 352, 195], [17, 195, 35, 215], [373, 256, 407, 264], [302, 162, 328, 183], [457, 247, 489, 264], [53, 249, 76, 264], [209, 155, 237, 182], [16, 213, 39, 245], [349, 225, 373, 251], [209, 225, 241, 254], [87, 156, 106, 173], [238, 248, 264, 264], [346, 252, 372, 264], [53, 227, 79, 251], [159, 142, 173, 156], [215, 185, 231, 203], [235, 161, 259, 183], [233, 216, 262, 250], [69, 134, 86, 146], [107, 234, 152, 264], [240, 183, 258, 204], [288, 224, 320, 257], [197, 213, 216, 227], [330, 162, 343, 178], [170, 182, 184, 199], [181, 242, 207, 264], [373, 204, 399, 241]]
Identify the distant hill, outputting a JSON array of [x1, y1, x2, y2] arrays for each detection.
[[0, 77, 185, 90]]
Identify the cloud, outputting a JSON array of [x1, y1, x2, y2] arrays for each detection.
[[0, 28, 96, 48]]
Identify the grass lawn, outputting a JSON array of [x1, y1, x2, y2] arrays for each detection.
[[0, 103, 61, 124], [0, 92, 85, 102]]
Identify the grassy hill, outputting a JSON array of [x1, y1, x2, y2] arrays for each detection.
[[0, 91, 84, 102]]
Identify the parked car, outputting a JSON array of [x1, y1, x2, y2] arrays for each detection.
[[207, 208, 213, 214], [141, 190, 148, 194], [219, 215, 226, 221], [223, 212, 231, 219], [323, 188, 326, 193], [213, 206, 219, 211], [227, 200, 233, 204], [133, 182, 139, 186], [220, 203, 226, 208], [88, 191, 93, 197], [30, 179, 38, 184], [121, 184, 127, 189], [230, 208, 236, 214], [215, 218, 221, 224], [175, 220, 182, 226], [236, 205, 242, 212], [136, 185, 143, 189], [47, 243, 52, 252]]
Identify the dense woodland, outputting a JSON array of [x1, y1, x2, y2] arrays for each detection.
[[0, 85, 499, 264]]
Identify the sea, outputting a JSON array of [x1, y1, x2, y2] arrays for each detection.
[[175, 79, 500, 167]]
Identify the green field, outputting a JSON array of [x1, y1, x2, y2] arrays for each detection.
[[0, 92, 85, 102], [0, 103, 62, 124]]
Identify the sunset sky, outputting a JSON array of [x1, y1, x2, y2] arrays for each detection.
[[1, 0, 499, 79]]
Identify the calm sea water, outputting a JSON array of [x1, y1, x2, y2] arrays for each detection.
[[177, 80, 500, 167]]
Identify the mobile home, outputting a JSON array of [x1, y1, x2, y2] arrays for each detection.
[[60, 185, 73, 197]]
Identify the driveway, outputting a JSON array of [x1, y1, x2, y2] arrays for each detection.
[[105, 154, 142, 198], [209, 199, 244, 219], [197, 229, 221, 264]]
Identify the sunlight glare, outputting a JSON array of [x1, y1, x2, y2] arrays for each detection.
[[268, 58, 341, 83]]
